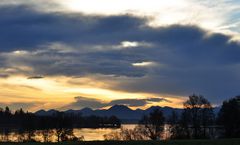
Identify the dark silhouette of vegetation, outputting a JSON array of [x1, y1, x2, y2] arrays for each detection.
[[2, 94, 240, 142], [168, 110, 188, 139], [181, 94, 215, 139], [104, 127, 147, 141], [168, 94, 215, 139], [105, 94, 220, 141], [40, 129, 54, 143], [138, 109, 165, 140], [104, 109, 165, 141], [0, 107, 121, 142], [217, 96, 240, 138]]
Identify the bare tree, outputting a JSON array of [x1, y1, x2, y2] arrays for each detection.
[[104, 127, 146, 141], [138, 109, 165, 140], [183, 94, 214, 138], [41, 129, 54, 142], [55, 128, 78, 142]]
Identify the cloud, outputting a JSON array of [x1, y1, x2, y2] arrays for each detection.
[[0, 4, 240, 104], [64, 96, 170, 109], [0, 0, 62, 13], [132, 61, 158, 67], [108, 98, 172, 107], [55, 0, 240, 42], [27, 76, 44, 79], [1, 0, 240, 40], [0, 4, 147, 51], [67, 96, 106, 109]]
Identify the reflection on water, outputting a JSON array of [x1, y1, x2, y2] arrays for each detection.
[[65, 124, 169, 141], [74, 128, 117, 141], [0, 124, 171, 142], [0, 124, 137, 142], [74, 124, 137, 141]]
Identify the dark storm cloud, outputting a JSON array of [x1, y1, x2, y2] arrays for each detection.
[[0, 4, 240, 103], [108, 98, 172, 107], [71, 96, 106, 109], [64, 96, 170, 109], [27, 75, 44, 79], [0, 4, 146, 51]]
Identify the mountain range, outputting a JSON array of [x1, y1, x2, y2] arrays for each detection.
[[35, 105, 220, 123]]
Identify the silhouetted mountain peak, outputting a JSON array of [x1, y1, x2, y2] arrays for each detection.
[[35, 109, 58, 116], [35, 109, 46, 114], [34, 105, 221, 123], [81, 107, 93, 112], [108, 105, 132, 112], [146, 106, 162, 111], [48, 109, 58, 113], [135, 108, 143, 111], [65, 109, 79, 114]]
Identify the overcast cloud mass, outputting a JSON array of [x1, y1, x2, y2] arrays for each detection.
[[0, 0, 240, 111]]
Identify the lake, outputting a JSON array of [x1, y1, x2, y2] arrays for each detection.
[[74, 124, 137, 141], [0, 124, 172, 142]]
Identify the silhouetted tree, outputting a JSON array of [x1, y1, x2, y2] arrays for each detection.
[[139, 109, 165, 140], [3, 128, 10, 142], [5, 107, 11, 116], [168, 111, 182, 139], [168, 111, 178, 125], [168, 110, 193, 139], [218, 96, 240, 138], [60, 128, 76, 142], [16, 128, 25, 142], [41, 129, 54, 142], [183, 94, 214, 139], [104, 127, 146, 141]]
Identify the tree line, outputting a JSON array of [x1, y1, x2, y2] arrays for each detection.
[[0, 108, 121, 142], [104, 95, 240, 140]]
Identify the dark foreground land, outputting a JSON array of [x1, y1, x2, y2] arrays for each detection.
[[1, 139, 240, 145]]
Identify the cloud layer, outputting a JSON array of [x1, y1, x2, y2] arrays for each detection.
[[64, 96, 171, 110], [0, 3, 239, 107]]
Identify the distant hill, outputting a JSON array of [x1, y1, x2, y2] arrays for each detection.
[[35, 105, 220, 123]]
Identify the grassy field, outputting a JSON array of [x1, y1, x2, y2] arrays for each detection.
[[0, 139, 240, 145]]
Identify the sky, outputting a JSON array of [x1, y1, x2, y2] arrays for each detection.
[[0, 0, 240, 111]]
